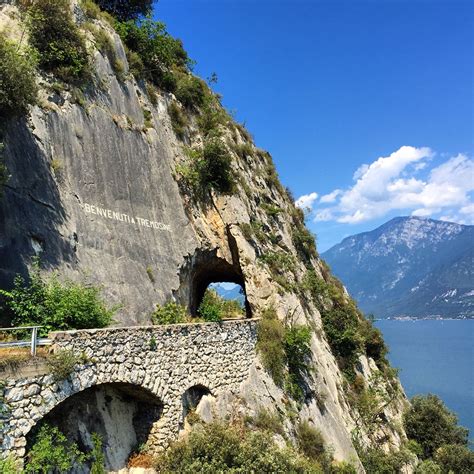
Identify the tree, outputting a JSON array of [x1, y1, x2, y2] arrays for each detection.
[[433, 444, 474, 474], [404, 394, 469, 459], [96, 0, 153, 21], [0, 33, 38, 119]]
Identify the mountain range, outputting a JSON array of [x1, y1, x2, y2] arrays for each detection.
[[322, 216, 474, 319]]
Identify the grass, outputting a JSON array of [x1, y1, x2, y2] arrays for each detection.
[[0, 347, 49, 373]]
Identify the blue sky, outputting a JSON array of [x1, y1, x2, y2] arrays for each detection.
[[155, 0, 473, 252]]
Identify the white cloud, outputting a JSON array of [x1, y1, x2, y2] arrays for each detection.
[[314, 209, 334, 222], [295, 192, 318, 210], [320, 189, 342, 203], [314, 147, 474, 225], [460, 203, 474, 215]]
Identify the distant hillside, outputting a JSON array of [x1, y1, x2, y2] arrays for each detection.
[[322, 217, 474, 319]]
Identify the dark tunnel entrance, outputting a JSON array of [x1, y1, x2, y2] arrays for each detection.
[[25, 383, 163, 472]]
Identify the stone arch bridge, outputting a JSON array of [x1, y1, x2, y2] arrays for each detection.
[[0, 319, 258, 468]]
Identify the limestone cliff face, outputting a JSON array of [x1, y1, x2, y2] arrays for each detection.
[[0, 2, 408, 468]]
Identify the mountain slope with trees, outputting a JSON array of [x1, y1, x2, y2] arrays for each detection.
[[322, 217, 474, 319]]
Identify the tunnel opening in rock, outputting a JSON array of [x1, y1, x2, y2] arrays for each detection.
[[182, 384, 212, 421], [176, 249, 251, 319], [25, 383, 163, 472], [198, 281, 247, 320]]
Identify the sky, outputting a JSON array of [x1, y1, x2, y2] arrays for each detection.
[[154, 0, 473, 252]]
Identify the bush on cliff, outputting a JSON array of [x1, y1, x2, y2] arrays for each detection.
[[27, 0, 90, 83], [0, 33, 38, 119], [115, 17, 191, 90], [404, 394, 469, 459], [0, 264, 114, 335], [96, 0, 152, 21], [177, 138, 235, 197], [151, 302, 187, 325], [154, 420, 325, 473], [257, 307, 313, 402]]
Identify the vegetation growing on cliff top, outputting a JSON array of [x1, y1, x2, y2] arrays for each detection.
[[27, 0, 91, 83]]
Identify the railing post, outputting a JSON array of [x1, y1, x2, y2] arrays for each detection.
[[30, 327, 38, 356]]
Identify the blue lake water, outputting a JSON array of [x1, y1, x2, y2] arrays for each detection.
[[376, 319, 474, 439]]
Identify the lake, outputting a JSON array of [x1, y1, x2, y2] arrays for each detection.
[[376, 319, 474, 439]]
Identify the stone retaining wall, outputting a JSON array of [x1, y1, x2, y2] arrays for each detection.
[[0, 319, 258, 461]]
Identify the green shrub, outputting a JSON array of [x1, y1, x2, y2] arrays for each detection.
[[26, 424, 86, 473], [301, 270, 328, 302], [358, 446, 414, 474], [284, 325, 312, 401], [96, 0, 152, 21], [175, 74, 207, 109], [151, 302, 187, 325], [252, 407, 284, 435], [0, 264, 114, 336], [321, 306, 364, 378], [143, 108, 153, 128], [90, 433, 106, 474], [168, 101, 188, 140], [292, 225, 318, 263], [259, 251, 296, 275], [0, 33, 38, 119], [178, 139, 235, 196], [264, 160, 285, 195], [197, 289, 222, 322], [233, 142, 254, 159], [295, 421, 326, 462], [80, 0, 101, 19], [359, 317, 388, 364], [257, 308, 313, 401], [0, 456, 20, 474], [47, 349, 89, 382], [115, 18, 191, 89], [414, 459, 442, 473], [256, 307, 286, 386], [240, 220, 267, 243], [154, 420, 324, 473], [261, 203, 282, 218], [199, 138, 235, 193], [197, 96, 228, 137], [125, 46, 145, 77], [28, 0, 91, 83], [404, 394, 469, 459], [433, 444, 474, 474]]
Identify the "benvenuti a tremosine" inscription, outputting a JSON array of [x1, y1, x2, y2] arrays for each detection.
[[83, 203, 171, 232]]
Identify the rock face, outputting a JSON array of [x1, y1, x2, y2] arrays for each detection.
[[322, 216, 474, 319], [0, 2, 409, 470]]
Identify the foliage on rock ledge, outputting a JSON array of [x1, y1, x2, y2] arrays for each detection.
[[154, 418, 353, 473], [0, 263, 115, 336], [0, 33, 38, 119], [257, 307, 313, 403]]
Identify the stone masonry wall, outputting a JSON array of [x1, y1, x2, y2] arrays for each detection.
[[0, 319, 258, 461]]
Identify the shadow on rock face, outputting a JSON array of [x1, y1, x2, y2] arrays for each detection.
[[0, 118, 75, 323]]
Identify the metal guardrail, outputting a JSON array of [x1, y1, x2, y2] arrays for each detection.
[[0, 326, 51, 356]]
